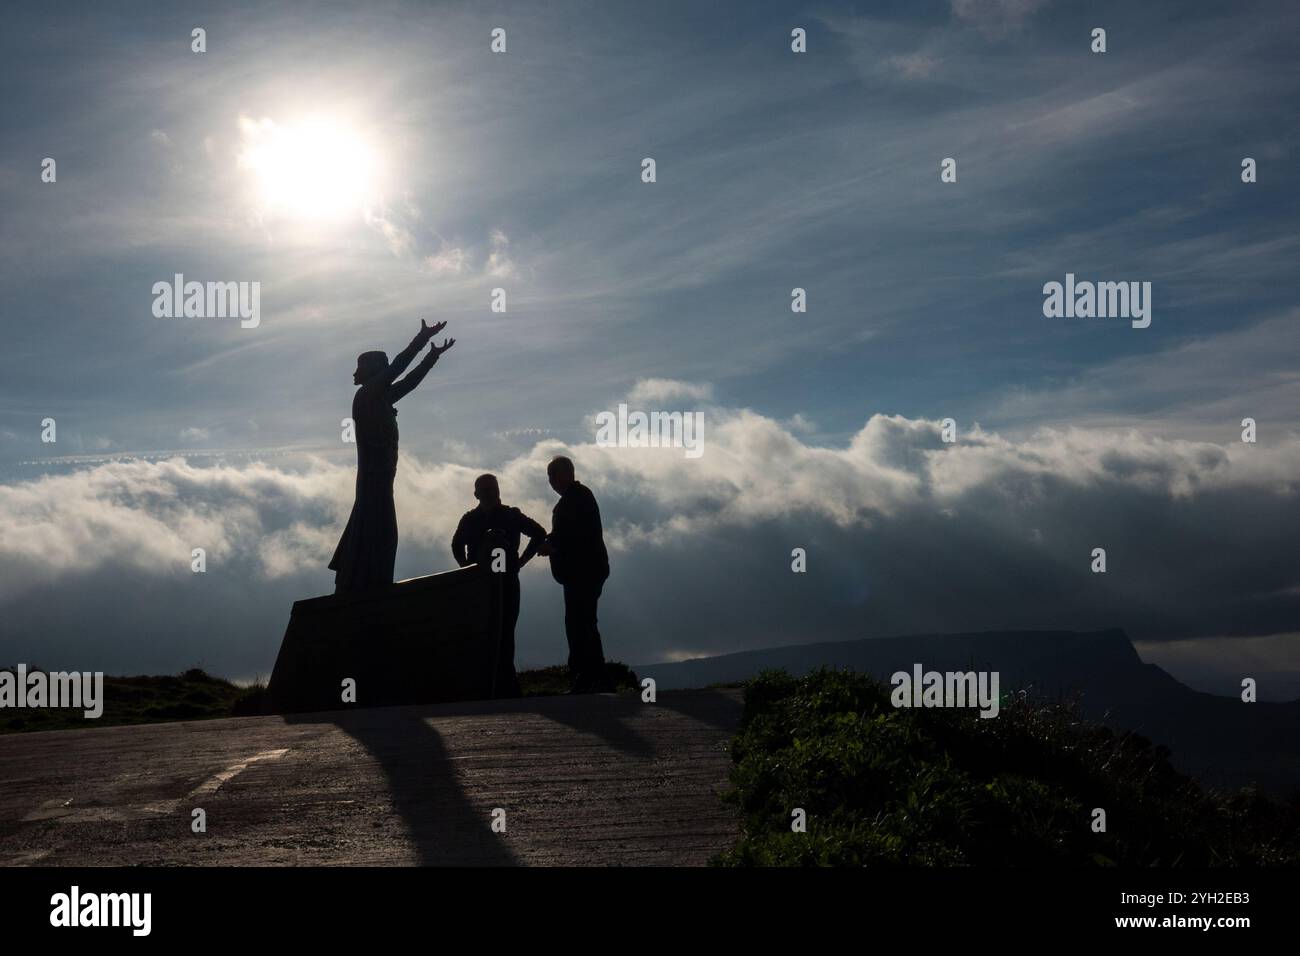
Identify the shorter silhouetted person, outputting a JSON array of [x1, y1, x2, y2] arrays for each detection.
[[451, 474, 547, 698], [538, 455, 610, 693], [330, 319, 455, 593]]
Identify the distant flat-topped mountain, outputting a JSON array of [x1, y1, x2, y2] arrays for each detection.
[[636, 629, 1300, 796]]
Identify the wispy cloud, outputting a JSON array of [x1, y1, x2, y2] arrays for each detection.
[[950, 0, 1050, 35]]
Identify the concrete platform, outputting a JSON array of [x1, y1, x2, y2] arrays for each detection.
[[0, 688, 743, 866], [269, 566, 503, 713]]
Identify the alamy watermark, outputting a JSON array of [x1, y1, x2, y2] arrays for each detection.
[[50, 886, 151, 936], [890, 664, 1000, 718], [0, 664, 104, 718], [595, 403, 704, 459], [1042, 273, 1151, 329], [152, 274, 261, 328]]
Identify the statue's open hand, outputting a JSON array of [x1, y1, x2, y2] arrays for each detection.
[[431, 337, 456, 356]]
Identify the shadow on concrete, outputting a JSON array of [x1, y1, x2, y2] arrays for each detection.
[[284, 706, 515, 866], [416, 687, 745, 758], [391, 691, 658, 760], [528, 693, 656, 759], [278, 687, 744, 864], [651, 687, 745, 735]]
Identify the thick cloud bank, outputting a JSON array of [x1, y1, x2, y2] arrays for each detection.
[[2, 405, 1298, 678]]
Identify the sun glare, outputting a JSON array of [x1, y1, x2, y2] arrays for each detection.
[[237, 114, 384, 221]]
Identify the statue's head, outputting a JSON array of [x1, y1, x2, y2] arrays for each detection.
[[353, 351, 388, 385]]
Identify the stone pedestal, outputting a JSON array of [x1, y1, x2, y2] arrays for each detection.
[[268, 565, 502, 713]]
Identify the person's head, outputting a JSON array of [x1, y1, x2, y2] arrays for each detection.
[[473, 473, 501, 508], [353, 351, 389, 386], [546, 455, 575, 495]]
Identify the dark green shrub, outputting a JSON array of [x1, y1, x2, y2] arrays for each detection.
[[714, 668, 1300, 867]]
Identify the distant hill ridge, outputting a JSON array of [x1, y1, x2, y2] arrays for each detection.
[[636, 629, 1300, 796]]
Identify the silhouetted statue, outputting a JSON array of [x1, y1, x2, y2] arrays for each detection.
[[538, 456, 611, 693], [330, 320, 455, 593], [451, 474, 547, 697]]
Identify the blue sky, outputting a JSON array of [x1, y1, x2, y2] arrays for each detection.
[[1, 0, 1298, 696]]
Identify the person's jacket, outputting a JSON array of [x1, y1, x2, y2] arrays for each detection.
[[452, 504, 546, 575], [548, 481, 610, 586]]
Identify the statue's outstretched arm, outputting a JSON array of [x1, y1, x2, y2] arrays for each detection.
[[384, 319, 444, 385], [390, 336, 455, 403]]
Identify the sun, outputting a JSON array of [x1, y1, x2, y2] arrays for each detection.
[[237, 114, 384, 221]]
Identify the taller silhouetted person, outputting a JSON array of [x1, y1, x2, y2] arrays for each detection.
[[540, 455, 610, 693], [329, 320, 455, 592], [451, 474, 547, 697]]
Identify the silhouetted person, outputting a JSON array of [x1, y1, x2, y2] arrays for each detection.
[[451, 474, 547, 698], [538, 456, 610, 693], [329, 320, 455, 592]]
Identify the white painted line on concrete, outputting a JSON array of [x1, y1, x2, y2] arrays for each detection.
[[188, 748, 290, 797]]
